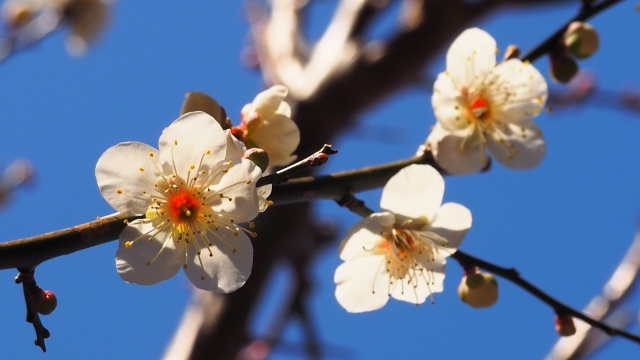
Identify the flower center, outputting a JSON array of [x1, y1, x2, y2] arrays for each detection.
[[167, 188, 202, 224], [469, 96, 491, 122]]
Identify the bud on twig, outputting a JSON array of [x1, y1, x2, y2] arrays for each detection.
[[550, 52, 578, 83], [564, 22, 599, 59], [458, 268, 498, 308], [555, 314, 576, 336]]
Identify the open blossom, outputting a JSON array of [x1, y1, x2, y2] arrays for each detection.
[[2, 0, 110, 55], [426, 28, 548, 174], [233, 85, 300, 167], [95, 111, 263, 292], [334, 164, 472, 313]]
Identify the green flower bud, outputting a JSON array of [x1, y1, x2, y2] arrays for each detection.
[[243, 148, 270, 173], [458, 272, 498, 308], [564, 22, 599, 59]]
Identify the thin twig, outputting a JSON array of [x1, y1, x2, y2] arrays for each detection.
[[521, 0, 623, 63], [15, 268, 50, 352], [451, 250, 640, 345], [257, 144, 338, 187]]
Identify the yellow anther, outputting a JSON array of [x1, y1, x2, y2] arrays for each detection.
[[174, 140, 178, 145], [123, 219, 129, 224], [248, 221, 255, 229], [116, 189, 123, 194], [139, 167, 144, 171], [190, 164, 196, 170], [251, 232, 257, 238], [125, 241, 133, 248], [149, 152, 154, 157], [206, 150, 211, 155]]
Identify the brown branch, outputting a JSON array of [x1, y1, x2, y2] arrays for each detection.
[[15, 269, 50, 352], [0, 213, 140, 270]]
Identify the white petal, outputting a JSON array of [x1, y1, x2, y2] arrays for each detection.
[[116, 221, 182, 285], [253, 85, 288, 119], [158, 111, 227, 177], [446, 28, 497, 89], [430, 202, 472, 253], [257, 184, 272, 212], [183, 228, 253, 293], [210, 158, 262, 222], [486, 121, 545, 169], [487, 59, 548, 124], [224, 129, 246, 159], [334, 254, 390, 313], [95, 142, 161, 214], [427, 123, 488, 175], [391, 255, 446, 304], [338, 212, 395, 260], [250, 113, 300, 167], [276, 100, 292, 118], [380, 164, 444, 220], [432, 72, 469, 131]]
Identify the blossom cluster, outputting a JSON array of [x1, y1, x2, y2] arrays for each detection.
[[95, 27, 549, 314]]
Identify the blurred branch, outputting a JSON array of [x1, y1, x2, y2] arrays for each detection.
[[545, 231, 640, 359]]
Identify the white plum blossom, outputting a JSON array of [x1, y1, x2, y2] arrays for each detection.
[[233, 85, 300, 167], [426, 28, 548, 174], [95, 111, 263, 292], [334, 164, 472, 313]]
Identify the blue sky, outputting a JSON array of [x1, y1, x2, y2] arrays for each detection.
[[1, 1, 640, 359]]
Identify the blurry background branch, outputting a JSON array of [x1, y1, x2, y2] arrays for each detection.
[[546, 230, 640, 359]]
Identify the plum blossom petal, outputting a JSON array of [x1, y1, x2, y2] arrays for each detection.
[[445, 28, 497, 89], [235, 86, 300, 167], [334, 164, 471, 312], [430, 202, 472, 253], [334, 252, 391, 313], [183, 227, 254, 292], [257, 184, 273, 212], [97, 113, 261, 291], [427, 123, 488, 175], [96, 142, 162, 215], [159, 111, 227, 176], [380, 164, 444, 220], [427, 28, 548, 174], [338, 212, 395, 261], [116, 221, 182, 285]]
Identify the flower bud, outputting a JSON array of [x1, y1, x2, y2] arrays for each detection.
[[555, 314, 576, 336], [181, 92, 231, 130], [34, 290, 58, 315], [243, 148, 269, 173], [458, 271, 498, 308], [550, 53, 578, 83], [564, 22, 599, 59]]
